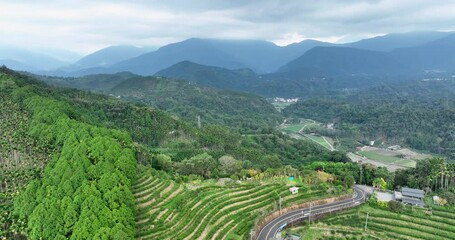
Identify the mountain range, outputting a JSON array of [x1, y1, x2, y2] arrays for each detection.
[[2, 31, 455, 97], [37, 72, 282, 130]]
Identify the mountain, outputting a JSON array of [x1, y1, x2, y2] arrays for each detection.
[[279, 33, 455, 79], [110, 38, 247, 75], [155, 61, 261, 91], [278, 46, 407, 77], [35, 71, 138, 91], [347, 31, 453, 52], [0, 46, 68, 71], [0, 59, 35, 71], [156, 61, 344, 98], [67, 45, 154, 71], [110, 38, 334, 75], [204, 39, 334, 73], [109, 75, 282, 130], [37, 70, 282, 130], [391, 33, 455, 72]]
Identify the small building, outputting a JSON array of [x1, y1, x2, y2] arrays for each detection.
[[433, 196, 440, 205], [401, 187, 425, 206], [289, 187, 299, 194], [369, 140, 375, 146], [394, 191, 403, 200]]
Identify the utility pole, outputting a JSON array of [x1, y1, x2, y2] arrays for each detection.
[[309, 203, 312, 226], [359, 164, 363, 185], [364, 212, 369, 231], [279, 196, 283, 214]]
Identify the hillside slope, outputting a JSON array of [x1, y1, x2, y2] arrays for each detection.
[[155, 61, 261, 91], [0, 68, 138, 239], [110, 75, 282, 130]]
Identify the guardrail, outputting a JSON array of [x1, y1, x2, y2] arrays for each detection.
[[253, 187, 366, 240], [285, 201, 362, 227]]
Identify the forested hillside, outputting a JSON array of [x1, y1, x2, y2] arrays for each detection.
[[39, 72, 283, 132], [110, 75, 282, 131], [0, 67, 203, 239], [283, 80, 455, 159], [1, 68, 138, 239], [1, 67, 350, 238]]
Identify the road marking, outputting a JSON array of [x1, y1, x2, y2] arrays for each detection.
[[258, 187, 365, 240]]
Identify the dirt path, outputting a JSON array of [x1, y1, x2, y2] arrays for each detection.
[[322, 136, 336, 151]]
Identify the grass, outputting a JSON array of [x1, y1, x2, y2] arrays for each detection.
[[272, 102, 294, 112], [357, 151, 402, 163], [287, 204, 455, 239], [285, 124, 306, 133], [133, 166, 333, 240], [306, 135, 333, 150], [357, 151, 416, 168]]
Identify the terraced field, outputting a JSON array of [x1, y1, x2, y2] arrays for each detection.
[[290, 204, 455, 239], [132, 167, 332, 240]]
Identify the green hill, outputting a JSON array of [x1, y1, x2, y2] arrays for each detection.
[[0, 68, 200, 239], [1, 67, 348, 239], [108, 75, 282, 132]]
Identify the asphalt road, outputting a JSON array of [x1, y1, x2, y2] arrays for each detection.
[[256, 185, 366, 240]]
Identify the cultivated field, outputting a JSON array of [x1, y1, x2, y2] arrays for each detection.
[[306, 135, 335, 151], [288, 204, 455, 239], [350, 146, 432, 171], [285, 123, 306, 133], [133, 167, 333, 240], [282, 119, 336, 151]]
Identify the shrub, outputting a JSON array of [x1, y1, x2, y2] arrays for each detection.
[[441, 191, 455, 205], [388, 200, 404, 212]]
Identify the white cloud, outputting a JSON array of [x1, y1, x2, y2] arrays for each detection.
[[0, 0, 454, 54]]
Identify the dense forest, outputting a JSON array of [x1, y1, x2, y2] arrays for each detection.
[[37, 73, 283, 132], [283, 80, 455, 159], [1, 68, 137, 239]]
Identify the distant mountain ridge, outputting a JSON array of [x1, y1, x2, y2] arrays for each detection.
[[3, 31, 455, 97], [69, 45, 154, 70], [0, 46, 69, 71], [346, 31, 453, 51], [279, 32, 455, 78], [155, 60, 261, 91]]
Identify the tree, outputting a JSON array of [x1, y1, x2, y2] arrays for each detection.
[[218, 155, 242, 176], [343, 175, 355, 187], [373, 178, 387, 191], [154, 154, 173, 171], [388, 200, 403, 212], [178, 153, 216, 178]]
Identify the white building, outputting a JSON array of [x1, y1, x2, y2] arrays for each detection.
[[289, 187, 299, 194]]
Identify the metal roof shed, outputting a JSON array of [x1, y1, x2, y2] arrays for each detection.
[[401, 187, 424, 199]]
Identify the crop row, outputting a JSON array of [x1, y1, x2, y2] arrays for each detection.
[[319, 206, 455, 240]]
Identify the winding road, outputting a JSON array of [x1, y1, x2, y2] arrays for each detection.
[[256, 185, 366, 240]]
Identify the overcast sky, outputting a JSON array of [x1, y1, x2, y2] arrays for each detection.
[[1, 0, 454, 55]]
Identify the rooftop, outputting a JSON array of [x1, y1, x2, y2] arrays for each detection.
[[402, 187, 424, 198], [402, 196, 425, 207]]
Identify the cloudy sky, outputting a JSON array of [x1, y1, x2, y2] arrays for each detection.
[[1, 0, 454, 55]]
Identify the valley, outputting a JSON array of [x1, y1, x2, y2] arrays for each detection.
[[2, 9, 455, 240]]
